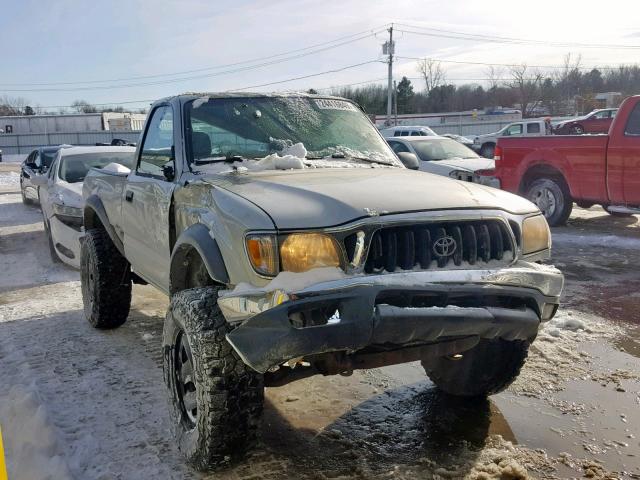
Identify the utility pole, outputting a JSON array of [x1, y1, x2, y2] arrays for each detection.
[[393, 79, 398, 125], [384, 25, 394, 126]]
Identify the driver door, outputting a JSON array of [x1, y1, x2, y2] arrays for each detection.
[[121, 105, 177, 291]]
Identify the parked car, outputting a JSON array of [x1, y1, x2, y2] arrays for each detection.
[[34, 146, 135, 267], [0, 148, 3, 162], [485, 95, 640, 226], [387, 136, 499, 188], [553, 108, 618, 135], [471, 119, 548, 158], [379, 125, 437, 138], [81, 92, 562, 470], [20, 145, 71, 204], [440, 133, 474, 146]]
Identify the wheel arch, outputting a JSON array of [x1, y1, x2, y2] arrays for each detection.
[[83, 195, 125, 257], [169, 224, 230, 294], [519, 163, 571, 198]]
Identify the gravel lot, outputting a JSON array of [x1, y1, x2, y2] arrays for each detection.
[[1, 162, 639, 479]]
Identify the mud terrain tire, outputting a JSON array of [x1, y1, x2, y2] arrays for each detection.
[[80, 228, 131, 329], [163, 287, 264, 471], [423, 339, 530, 397], [525, 177, 572, 226]]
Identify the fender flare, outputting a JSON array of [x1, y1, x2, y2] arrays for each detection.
[[170, 223, 230, 293], [84, 195, 125, 257]]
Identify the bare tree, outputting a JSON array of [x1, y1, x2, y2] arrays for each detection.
[[485, 65, 504, 90], [0, 95, 29, 116], [508, 64, 543, 117], [417, 58, 445, 93], [71, 100, 98, 114]]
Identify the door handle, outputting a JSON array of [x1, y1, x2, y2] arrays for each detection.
[[125, 190, 134, 202]]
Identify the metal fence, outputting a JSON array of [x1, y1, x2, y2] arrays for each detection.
[[0, 131, 142, 154]]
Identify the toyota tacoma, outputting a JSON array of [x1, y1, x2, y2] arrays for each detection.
[[80, 93, 563, 470]]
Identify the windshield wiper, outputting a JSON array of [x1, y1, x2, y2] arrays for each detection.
[[329, 152, 392, 166], [194, 155, 245, 165]]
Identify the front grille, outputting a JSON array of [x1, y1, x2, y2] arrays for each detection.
[[362, 220, 514, 273]]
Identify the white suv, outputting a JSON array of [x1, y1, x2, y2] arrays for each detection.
[[379, 125, 437, 138]]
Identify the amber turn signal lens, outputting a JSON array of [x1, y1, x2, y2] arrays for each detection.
[[280, 233, 341, 273], [246, 235, 278, 276]]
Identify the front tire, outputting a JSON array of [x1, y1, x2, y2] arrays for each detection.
[[571, 125, 584, 134], [423, 339, 530, 397], [163, 287, 264, 471], [526, 177, 573, 226], [80, 228, 132, 329], [44, 220, 61, 264]]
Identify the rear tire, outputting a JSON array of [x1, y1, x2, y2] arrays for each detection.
[[163, 287, 264, 470], [423, 339, 530, 397], [525, 177, 573, 226], [80, 228, 132, 329]]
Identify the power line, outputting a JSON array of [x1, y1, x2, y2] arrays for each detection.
[[396, 55, 635, 71], [395, 23, 640, 50], [0, 25, 390, 88], [233, 60, 381, 91]]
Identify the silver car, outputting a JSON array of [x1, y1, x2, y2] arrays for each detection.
[[35, 146, 135, 267], [387, 136, 500, 188]]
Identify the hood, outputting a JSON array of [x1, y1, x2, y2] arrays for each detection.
[[55, 181, 83, 208], [433, 157, 495, 172], [206, 168, 537, 229]]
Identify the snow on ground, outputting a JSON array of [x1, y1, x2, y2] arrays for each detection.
[[0, 171, 19, 186], [553, 232, 640, 250]]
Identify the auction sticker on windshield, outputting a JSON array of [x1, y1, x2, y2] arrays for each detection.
[[313, 98, 358, 111]]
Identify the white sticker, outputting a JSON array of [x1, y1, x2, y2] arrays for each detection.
[[314, 98, 358, 112]]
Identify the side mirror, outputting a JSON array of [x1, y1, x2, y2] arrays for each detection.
[[31, 174, 49, 186], [397, 152, 420, 170]]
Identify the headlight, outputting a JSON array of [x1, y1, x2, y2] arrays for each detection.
[[246, 234, 278, 276], [52, 203, 83, 218], [522, 215, 551, 255], [280, 233, 341, 273]]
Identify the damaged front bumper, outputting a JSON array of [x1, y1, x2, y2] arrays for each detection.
[[220, 262, 563, 373]]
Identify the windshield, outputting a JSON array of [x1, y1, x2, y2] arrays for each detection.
[[41, 150, 60, 167], [59, 152, 135, 183], [185, 96, 401, 168], [410, 138, 479, 161]]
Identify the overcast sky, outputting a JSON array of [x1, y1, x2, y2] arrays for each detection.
[[1, 0, 639, 110]]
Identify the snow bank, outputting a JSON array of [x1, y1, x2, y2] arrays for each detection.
[[553, 232, 640, 250], [0, 385, 73, 480]]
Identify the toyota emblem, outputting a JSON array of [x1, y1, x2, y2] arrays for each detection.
[[433, 236, 457, 257]]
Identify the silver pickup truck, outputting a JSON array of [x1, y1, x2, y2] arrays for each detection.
[[81, 93, 563, 470]]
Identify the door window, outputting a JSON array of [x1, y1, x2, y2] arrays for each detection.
[[503, 124, 523, 136], [388, 141, 410, 154], [593, 111, 609, 119], [138, 106, 174, 177], [527, 123, 541, 133], [624, 103, 640, 136]]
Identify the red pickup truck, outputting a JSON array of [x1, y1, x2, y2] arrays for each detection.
[[491, 95, 640, 226]]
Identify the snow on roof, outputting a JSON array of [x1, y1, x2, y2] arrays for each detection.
[[58, 145, 136, 156]]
